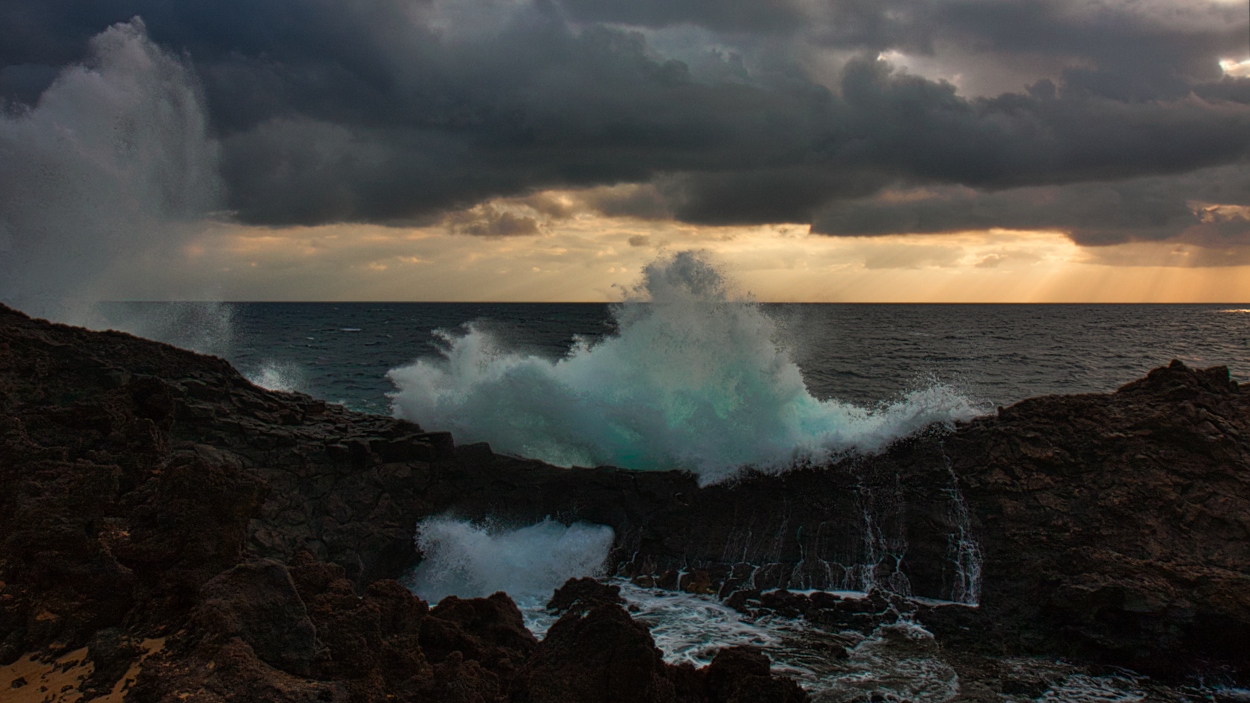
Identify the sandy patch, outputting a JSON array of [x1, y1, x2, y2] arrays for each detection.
[[0, 638, 165, 703]]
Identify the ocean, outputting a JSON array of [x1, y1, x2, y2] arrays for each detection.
[[103, 301, 1250, 414], [94, 293, 1250, 701], [97, 298, 1250, 486], [215, 301, 1250, 414]]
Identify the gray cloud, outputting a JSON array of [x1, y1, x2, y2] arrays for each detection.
[[556, 0, 809, 34], [445, 206, 543, 237], [580, 184, 672, 220], [1, 0, 1249, 246], [811, 164, 1250, 246]]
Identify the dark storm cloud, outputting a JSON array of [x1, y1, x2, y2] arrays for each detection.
[[658, 167, 892, 226], [811, 164, 1250, 246], [555, 0, 809, 34], [1196, 77, 1250, 105], [579, 185, 671, 220], [1, 0, 1248, 243], [935, 0, 1245, 75]]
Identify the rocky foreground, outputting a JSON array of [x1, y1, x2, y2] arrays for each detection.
[[1, 303, 1248, 701]]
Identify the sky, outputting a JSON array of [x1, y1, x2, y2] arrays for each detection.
[[1, 0, 1249, 306]]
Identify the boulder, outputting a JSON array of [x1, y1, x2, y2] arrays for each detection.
[[511, 603, 678, 703], [705, 647, 807, 703], [546, 576, 624, 616], [421, 592, 537, 673], [196, 560, 318, 676]]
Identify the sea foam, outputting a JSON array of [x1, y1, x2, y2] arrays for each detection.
[[405, 516, 614, 604], [388, 251, 985, 484]]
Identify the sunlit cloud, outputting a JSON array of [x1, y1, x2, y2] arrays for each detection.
[[1221, 58, 1250, 78], [87, 190, 1250, 303], [1191, 202, 1250, 224]]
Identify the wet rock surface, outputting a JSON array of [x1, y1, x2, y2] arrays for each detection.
[[512, 603, 807, 703], [546, 577, 624, 616], [2, 302, 1249, 700]]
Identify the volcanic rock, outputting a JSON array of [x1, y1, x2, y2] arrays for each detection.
[[0, 304, 819, 700], [509, 604, 806, 703], [546, 577, 624, 616], [2, 300, 1249, 698], [510, 602, 679, 702], [944, 359, 1250, 674], [703, 646, 807, 703], [195, 560, 318, 675], [422, 592, 537, 673]]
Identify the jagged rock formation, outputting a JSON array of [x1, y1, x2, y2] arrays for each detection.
[[0, 305, 810, 701], [2, 302, 1248, 700], [942, 360, 1250, 674]]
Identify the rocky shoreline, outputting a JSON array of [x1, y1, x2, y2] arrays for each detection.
[[2, 303, 1247, 701]]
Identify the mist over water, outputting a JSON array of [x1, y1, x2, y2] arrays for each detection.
[[0, 19, 227, 350], [93, 300, 236, 358], [389, 252, 985, 483]]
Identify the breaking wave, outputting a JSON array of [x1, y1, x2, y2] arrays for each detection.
[[388, 251, 985, 484], [244, 359, 307, 394], [405, 516, 614, 604]]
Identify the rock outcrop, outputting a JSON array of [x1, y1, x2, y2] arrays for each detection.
[[0, 304, 810, 700], [2, 302, 1248, 699], [512, 603, 806, 703], [943, 360, 1250, 674]]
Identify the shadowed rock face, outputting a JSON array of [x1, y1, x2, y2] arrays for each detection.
[[196, 560, 319, 676], [943, 360, 1250, 674], [1, 301, 1249, 699]]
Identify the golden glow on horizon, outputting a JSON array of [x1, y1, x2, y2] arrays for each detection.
[[88, 191, 1250, 303]]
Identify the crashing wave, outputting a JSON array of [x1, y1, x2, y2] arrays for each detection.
[[389, 251, 986, 483]]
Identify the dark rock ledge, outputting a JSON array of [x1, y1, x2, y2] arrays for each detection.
[[1, 303, 1248, 701]]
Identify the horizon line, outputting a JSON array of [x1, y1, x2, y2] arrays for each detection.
[[97, 299, 1250, 305]]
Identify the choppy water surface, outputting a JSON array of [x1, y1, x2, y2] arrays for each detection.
[[101, 252, 1250, 486], [102, 288, 1250, 486], [386, 255, 986, 482], [103, 301, 1250, 416], [516, 582, 1235, 703]]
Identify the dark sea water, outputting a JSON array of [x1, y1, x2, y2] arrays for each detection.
[[97, 299, 1250, 482], [191, 303, 1250, 415]]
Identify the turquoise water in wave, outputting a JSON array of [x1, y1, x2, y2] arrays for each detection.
[[385, 255, 983, 481], [100, 294, 1250, 484]]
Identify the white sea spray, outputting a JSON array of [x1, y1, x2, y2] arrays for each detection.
[[244, 359, 307, 394], [404, 516, 614, 605], [0, 19, 223, 325], [388, 251, 986, 484]]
